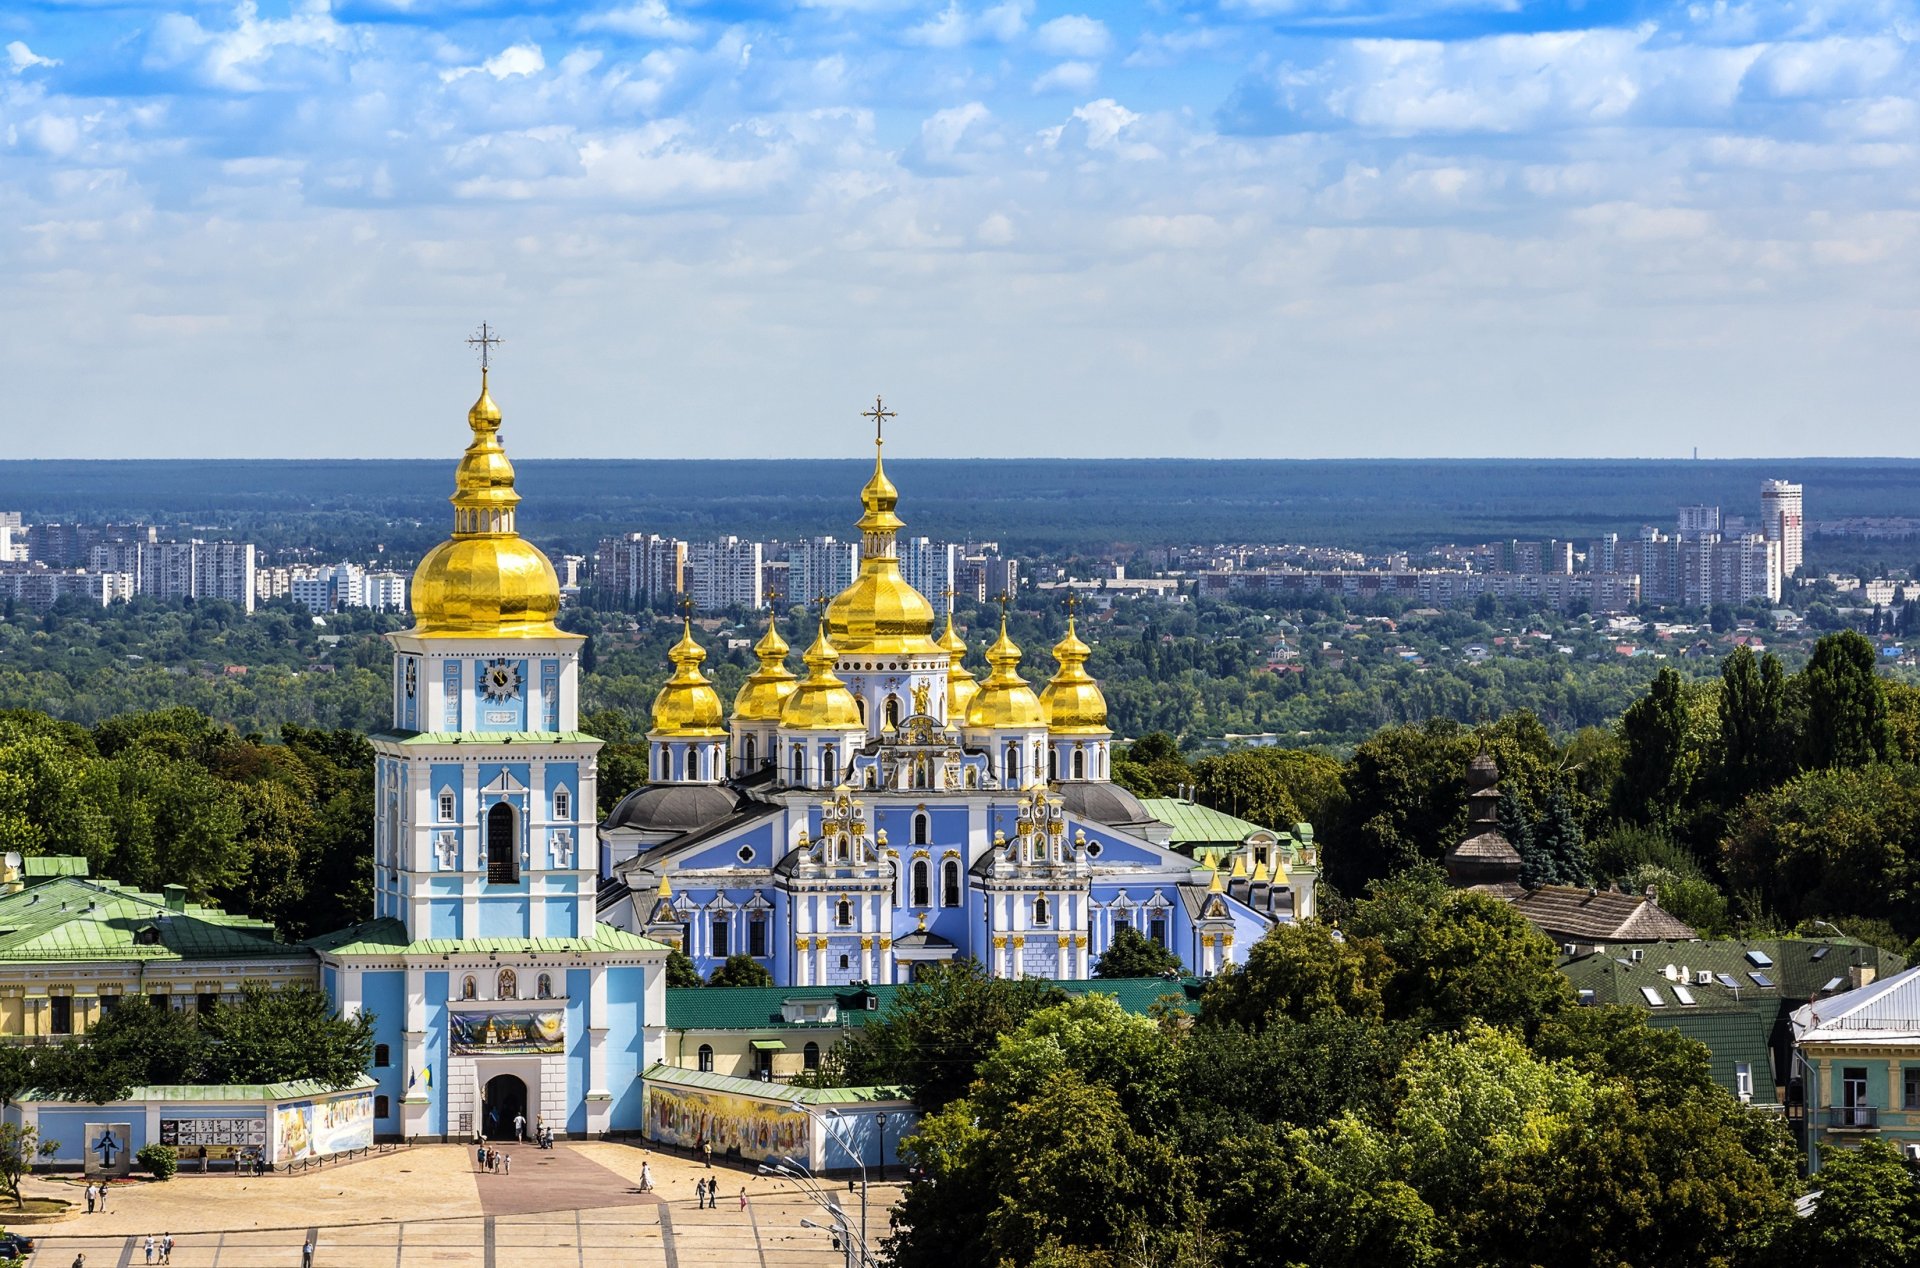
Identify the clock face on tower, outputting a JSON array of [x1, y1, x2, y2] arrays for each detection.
[[404, 659, 418, 700], [483, 658, 523, 702]]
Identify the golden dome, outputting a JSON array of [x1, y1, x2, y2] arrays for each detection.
[[824, 436, 939, 657], [965, 615, 1046, 730], [732, 610, 798, 723], [939, 608, 979, 719], [650, 619, 726, 738], [1040, 615, 1109, 735], [409, 370, 566, 639], [780, 622, 865, 732]]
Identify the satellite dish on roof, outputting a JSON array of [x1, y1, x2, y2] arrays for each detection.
[[3, 853, 19, 870]]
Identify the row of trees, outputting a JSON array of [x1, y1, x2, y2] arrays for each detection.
[[819, 872, 1895, 1267]]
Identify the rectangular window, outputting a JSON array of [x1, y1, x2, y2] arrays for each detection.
[[1736, 1062, 1754, 1102], [148, 993, 169, 1012], [48, 996, 72, 1035], [1904, 1069, 1920, 1111], [97, 994, 120, 1015], [554, 790, 571, 820], [197, 993, 219, 1016], [711, 916, 729, 957], [1148, 915, 1167, 947], [749, 917, 768, 958], [1844, 1066, 1870, 1108], [439, 792, 456, 820], [1639, 985, 1667, 1008]]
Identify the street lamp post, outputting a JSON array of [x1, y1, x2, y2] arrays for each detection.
[[792, 1098, 873, 1261], [760, 1161, 872, 1267]]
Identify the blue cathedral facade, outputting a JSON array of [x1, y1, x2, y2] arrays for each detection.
[[596, 423, 1315, 985]]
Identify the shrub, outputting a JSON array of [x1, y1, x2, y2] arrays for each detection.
[[135, 1143, 177, 1180]]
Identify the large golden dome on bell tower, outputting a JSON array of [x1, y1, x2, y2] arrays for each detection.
[[822, 398, 939, 657], [408, 367, 566, 639]]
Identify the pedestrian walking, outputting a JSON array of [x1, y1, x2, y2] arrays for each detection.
[[738, 1187, 747, 1213], [475, 1144, 485, 1171], [503, 1154, 511, 1175], [85, 1183, 95, 1214], [98, 1184, 107, 1212], [302, 1239, 314, 1268], [71, 1254, 84, 1268], [144, 1235, 154, 1265], [702, 1139, 712, 1168], [162, 1233, 174, 1264], [639, 1161, 652, 1192], [694, 1177, 705, 1206], [513, 1112, 526, 1142]]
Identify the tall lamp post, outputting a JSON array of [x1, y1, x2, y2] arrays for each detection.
[[760, 1161, 869, 1268], [792, 1098, 874, 1260]]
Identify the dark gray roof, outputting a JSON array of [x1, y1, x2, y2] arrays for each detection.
[[1055, 781, 1160, 830], [604, 783, 742, 835], [1514, 886, 1697, 943]]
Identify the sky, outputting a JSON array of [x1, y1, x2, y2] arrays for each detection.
[[2, 0, 1918, 460]]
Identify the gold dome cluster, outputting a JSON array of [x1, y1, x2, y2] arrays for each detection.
[[781, 622, 865, 731], [732, 610, 798, 723], [409, 371, 566, 639], [1040, 615, 1109, 734], [650, 619, 726, 737], [965, 615, 1046, 730]]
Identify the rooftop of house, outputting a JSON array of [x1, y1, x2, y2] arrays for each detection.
[[1794, 962, 1920, 1045], [0, 859, 300, 964], [665, 976, 1204, 1032], [1513, 886, 1698, 943], [1137, 799, 1307, 850], [1562, 937, 1902, 1012], [306, 916, 667, 958], [641, 1062, 912, 1106]]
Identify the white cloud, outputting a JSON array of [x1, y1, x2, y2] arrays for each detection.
[[6, 42, 60, 73], [1032, 60, 1098, 93], [915, 100, 995, 165], [440, 42, 546, 83], [145, 0, 353, 93], [904, 0, 1030, 47], [577, 1, 700, 43], [1035, 15, 1110, 58]]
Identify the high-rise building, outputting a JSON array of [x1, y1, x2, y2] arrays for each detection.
[[789, 536, 859, 607], [686, 536, 764, 611], [592, 534, 686, 610], [1677, 505, 1722, 540], [137, 540, 256, 612], [900, 536, 960, 608], [1761, 480, 1803, 584]]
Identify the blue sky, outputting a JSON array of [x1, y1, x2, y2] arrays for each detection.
[[2, 0, 1917, 459]]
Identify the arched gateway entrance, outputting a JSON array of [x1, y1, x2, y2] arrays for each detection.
[[482, 1074, 528, 1141]]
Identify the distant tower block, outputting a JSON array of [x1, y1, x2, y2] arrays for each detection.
[[1761, 479, 1803, 585]]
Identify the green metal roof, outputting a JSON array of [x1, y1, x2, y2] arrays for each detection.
[[1560, 937, 1904, 1011], [22, 1074, 377, 1105], [664, 977, 1202, 1032], [641, 1062, 910, 1105], [372, 730, 601, 746], [0, 875, 303, 965], [1645, 1010, 1779, 1104], [22, 856, 89, 880], [1138, 799, 1285, 846], [306, 917, 666, 958]]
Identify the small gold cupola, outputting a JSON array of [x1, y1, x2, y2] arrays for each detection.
[[965, 613, 1046, 730], [650, 618, 726, 737], [408, 362, 566, 639], [733, 609, 799, 723], [1040, 612, 1109, 735], [781, 621, 865, 732], [939, 606, 979, 719]]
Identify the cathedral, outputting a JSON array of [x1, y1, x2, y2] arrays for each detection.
[[309, 366, 664, 1143], [597, 408, 1309, 985]]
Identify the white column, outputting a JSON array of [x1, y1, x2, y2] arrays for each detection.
[[402, 965, 431, 1139], [587, 964, 611, 1112]]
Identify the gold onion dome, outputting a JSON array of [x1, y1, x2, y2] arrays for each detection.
[[965, 615, 1046, 730], [781, 622, 865, 731], [939, 609, 979, 718], [1040, 616, 1109, 735], [732, 610, 798, 723], [650, 619, 726, 737], [409, 370, 565, 639], [824, 436, 938, 656]]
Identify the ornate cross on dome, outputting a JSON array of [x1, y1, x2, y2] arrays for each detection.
[[862, 396, 895, 447], [1063, 591, 1081, 617], [467, 322, 503, 370], [993, 591, 1011, 617], [676, 595, 696, 620]]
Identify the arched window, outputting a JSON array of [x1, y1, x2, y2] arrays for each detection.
[[1073, 748, 1086, 780], [1049, 749, 1059, 781], [744, 735, 757, 768], [373, 1043, 391, 1068], [884, 696, 901, 728], [497, 969, 517, 999], [839, 954, 850, 970], [856, 697, 868, 726], [823, 746, 838, 780], [461, 975, 477, 1001], [911, 859, 930, 907], [1034, 896, 1050, 926], [836, 898, 853, 927], [912, 813, 930, 845], [486, 802, 518, 883], [942, 859, 962, 907], [656, 748, 668, 781], [698, 1044, 714, 1073], [1006, 744, 1020, 785], [536, 973, 553, 999], [375, 1094, 391, 1119], [804, 1041, 821, 1070], [791, 746, 806, 786]]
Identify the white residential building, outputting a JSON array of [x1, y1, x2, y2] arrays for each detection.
[[788, 536, 859, 606], [1761, 480, 1804, 584], [686, 536, 764, 611]]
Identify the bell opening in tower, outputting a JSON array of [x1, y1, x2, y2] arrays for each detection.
[[486, 802, 519, 883]]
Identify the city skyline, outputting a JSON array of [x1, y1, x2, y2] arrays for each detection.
[[3, 1, 1918, 459]]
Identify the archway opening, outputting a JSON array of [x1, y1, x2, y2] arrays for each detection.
[[482, 1074, 528, 1141], [486, 802, 518, 883]]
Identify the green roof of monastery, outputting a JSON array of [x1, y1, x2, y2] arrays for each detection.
[[1138, 799, 1287, 846], [23, 1074, 377, 1105], [0, 870, 299, 964], [306, 917, 666, 958], [23, 856, 91, 880], [666, 977, 1203, 1032], [371, 730, 601, 746], [641, 1062, 910, 1105]]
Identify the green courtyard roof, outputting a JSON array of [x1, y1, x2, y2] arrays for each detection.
[[1138, 799, 1284, 846], [371, 730, 601, 746], [0, 874, 301, 965], [23, 1074, 377, 1105], [665, 977, 1202, 1032], [641, 1062, 910, 1105], [307, 916, 666, 958]]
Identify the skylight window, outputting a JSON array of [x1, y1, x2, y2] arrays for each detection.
[[1674, 985, 1697, 1006], [1811, 946, 1831, 962], [1745, 949, 1774, 968], [1716, 973, 1740, 990], [1821, 976, 1845, 993], [1750, 971, 1775, 989], [1639, 985, 1667, 1008]]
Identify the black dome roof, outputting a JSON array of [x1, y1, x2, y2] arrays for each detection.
[[1054, 781, 1160, 830], [604, 784, 740, 835]]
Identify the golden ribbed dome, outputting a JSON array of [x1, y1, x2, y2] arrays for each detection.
[[409, 370, 565, 639], [1040, 615, 1109, 735], [824, 437, 939, 657], [732, 610, 798, 723], [781, 622, 865, 732], [965, 615, 1046, 730], [939, 609, 979, 719], [650, 619, 726, 737]]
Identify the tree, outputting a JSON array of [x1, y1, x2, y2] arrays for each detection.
[[666, 949, 702, 988], [707, 954, 775, 988], [42, 998, 210, 1103], [1092, 925, 1184, 978], [1202, 921, 1386, 1030], [1517, 787, 1587, 888], [1193, 750, 1301, 830], [1716, 646, 1787, 802], [201, 983, 375, 1087], [1802, 630, 1890, 769], [1722, 764, 1920, 935], [1529, 1005, 1715, 1106], [1615, 666, 1690, 825], [0, 1122, 57, 1208], [1776, 1139, 1920, 1268]]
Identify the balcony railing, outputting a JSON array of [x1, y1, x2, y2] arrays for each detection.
[[1826, 1106, 1880, 1130]]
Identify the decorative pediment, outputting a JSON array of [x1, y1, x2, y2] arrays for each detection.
[[481, 770, 529, 795]]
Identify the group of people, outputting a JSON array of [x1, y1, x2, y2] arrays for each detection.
[[475, 1145, 512, 1174], [141, 1233, 175, 1264], [691, 1177, 744, 1211], [81, 1182, 110, 1213], [510, 1113, 556, 1150]]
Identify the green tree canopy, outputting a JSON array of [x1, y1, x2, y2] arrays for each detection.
[[707, 954, 775, 988], [1802, 630, 1891, 770], [1091, 924, 1184, 978]]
